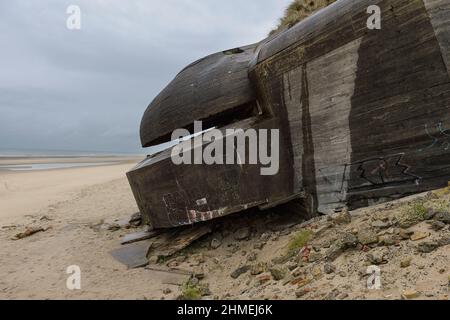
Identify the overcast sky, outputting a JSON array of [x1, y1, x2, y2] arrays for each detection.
[[0, 0, 291, 154]]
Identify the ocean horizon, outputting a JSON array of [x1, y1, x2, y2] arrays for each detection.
[[0, 148, 146, 157]]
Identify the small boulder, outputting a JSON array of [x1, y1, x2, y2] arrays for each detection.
[[234, 227, 250, 241], [358, 229, 378, 245], [269, 267, 286, 281], [230, 265, 250, 279]]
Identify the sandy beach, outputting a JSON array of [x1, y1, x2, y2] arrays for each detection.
[[0, 156, 173, 299]]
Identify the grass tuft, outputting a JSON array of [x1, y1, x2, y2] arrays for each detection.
[[287, 229, 312, 252]]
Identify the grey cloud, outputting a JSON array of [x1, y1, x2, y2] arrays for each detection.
[[0, 0, 291, 153]]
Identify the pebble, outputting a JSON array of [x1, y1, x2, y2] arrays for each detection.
[[400, 257, 412, 268], [210, 238, 222, 249], [230, 265, 250, 279], [430, 221, 446, 231], [434, 211, 450, 224], [269, 267, 286, 281], [358, 229, 378, 245], [410, 231, 430, 241], [323, 263, 336, 274], [371, 220, 391, 229], [250, 262, 267, 275], [402, 289, 420, 300], [234, 227, 250, 241], [417, 241, 439, 253]]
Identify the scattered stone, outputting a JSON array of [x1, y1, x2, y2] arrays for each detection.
[[434, 211, 450, 224], [400, 257, 412, 268], [402, 289, 420, 300], [260, 233, 271, 242], [378, 235, 396, 246], [344, 232, 359, 246], [423, 209, 436, 221], [193, 267, 205, 280], [107, 223, 121, 231], [230, 265, 250, 279], [325, 244, 343, 261], [163, 288, 172, 294], [210, 238, 222, 249], [234, 227, 250, 241], [430, 221, 446, 231], [312, 266, 322, 278], [410, 231, 430, 241], [332, 209, 351, 224], [367, 249, 388, 265], [417, 241, 439, 253], [295, 288, 311, 298], [437, 236, 450, 247], [357, 229, 378, 245], [399, 229, 414, 240], [323, 263, 336, 274], [371, 220, 391, 229], [308, 251, 322, 263], [247, 251, 258, 262], [338, 271, 347, 277], [129, 212, 142, 227], [188, 276, 199, 287], [269, 267, 286, 281], [251, 262, 267, 276], [337, 293, 349, 300]]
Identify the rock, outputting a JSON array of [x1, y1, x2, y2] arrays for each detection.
[[188, 276, 199, 287], [341, 232, 359, 249], [234, 227, 250, 241], [423, 209, 436, 221], [324, 232, 358, 261], [358, 229, 378, 245], [210, 238, 222, 249], [332, 209, 351, 224], [371, 220, 391, 229], [129, 212, 142, 227], [378, 235, 396, 246], [325, 244, 343, 261], [324, 263, 336, 274], [163, 288, 172, 295], [251, 262, 267, 276], [295, 288, 311, 298], [402, 289, 420, 300], [198, 283, 212, 297], [260, 233, 271, 242], [367, 249, 388, 265], [339, 271, 347, 277], [230, 265, 250, 279], [193, 267, 205, 280], [410, 231, 430, 241], [435, 211, 450, 224], [107, 223, 121, 231], [400, 257, 412, 268], [430, 221, 446, 231], [247, 251, 258, 262], [308, 251, 322, 263], [312, 266, 322, 278], [337, 293, 349, 300], [437, 236, 450, 246], [269, 267, 286, 281], [417, 241, 439, 253], [399, 229, 414, 240]]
